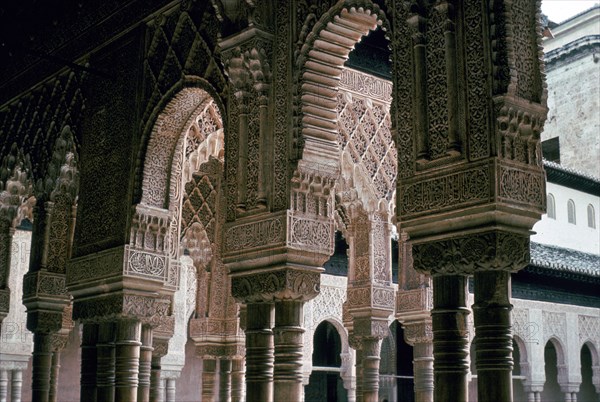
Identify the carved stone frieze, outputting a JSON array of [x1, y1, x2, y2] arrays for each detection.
[[224, 212, 286, 255], [72, 293, 170, 322], [352, 317, 390, 340], [195, 343, 245, 360], [230, 269, 320, 303], [399, 163, 490, 218], [346, 286, 395, 311], [339, 69, 392, 103], [67, 244, 177, 294], [288, 213, 334, 257], [497, 161, 545, 211], [396, 287, 433, 315], [67, 246, 124, 286], [23, 271, 69, 299], [412, 231, 530, 275], [189, 318, 240, 339]]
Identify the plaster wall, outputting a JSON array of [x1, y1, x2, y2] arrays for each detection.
[[532, 182, 600, 254], [543, 41, 600, 178]]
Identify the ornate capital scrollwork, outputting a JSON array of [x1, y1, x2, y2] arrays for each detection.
[[412, 231, 530, 276]]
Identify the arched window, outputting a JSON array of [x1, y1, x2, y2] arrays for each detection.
[[547, 193, 556, 219], [567, 199, 576, 224], [587, 204, 596, 228]]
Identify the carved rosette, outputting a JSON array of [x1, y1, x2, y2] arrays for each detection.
[[230, 269, 321, 304], [412, 231, 530, 276]]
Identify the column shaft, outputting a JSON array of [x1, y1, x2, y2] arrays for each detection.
[[361, 338, 382, 402], [114, 320, 142, 402], [81, 323, 98, 402], [0, 369, 7, 402], [49, 350, 61, 402], [165, 378, 176, 402], [11, 370, 23, 402], [150, 357, 163, 402], [231, 358, 245, 402], [431, 275, 469, 402], [413, 342, 434, 402], [273, 300, 304, 402], [245, 303, 274, 402], [474, 271, 513, 402], [219, 359, 232, 402], [97, 322, 116, 402], [355, 348, 364, 402], [138, 325, 153, 402], [202, 359, 217, 402], [32, 332, 53, 402]]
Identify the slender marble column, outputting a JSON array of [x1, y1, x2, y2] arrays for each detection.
[[49, 350, 61, 402], [202, 359, 217, 402], [219, 359, 232, 402], [11, 370, 22, 402], [0, 369, 7, 402], [473, 271, 513, 402], [150, 357, 163, 402], [114, 320, 142, 402], [165, 378, 176, 402], [97, 322, 116, 402], [231, 358, 245, 402], [431, 275, 470, 402], [245, 303, 274, 402], [138, 325, 153, 402], [413, 342, 434, 402], [32, 332, 53, 402], [81, 323, 98, 402], [361, 337, 382, 402], [355, 347, 364, 402], [273, 300, 305, 402]]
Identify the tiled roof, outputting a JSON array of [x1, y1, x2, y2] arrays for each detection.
[[544, 160, 600, 196], [530, 242, 600, 277]]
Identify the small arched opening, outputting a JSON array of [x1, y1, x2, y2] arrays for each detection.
[[542, 339, 565, 402], [512, 337, 528, 402], [305, 320, 347, 402], [578, 343, 598, 402]]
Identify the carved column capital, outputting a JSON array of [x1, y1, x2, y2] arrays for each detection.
[[412, 230, 530, 276], [72, 293, 171, 323], [403, 320, 433, 346], [231, 268, 320, 303]]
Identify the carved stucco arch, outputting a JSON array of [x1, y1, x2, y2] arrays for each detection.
[[137, 78, 225, 260], [296, 0, 390, 174], [138, 76, 225, 210]]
